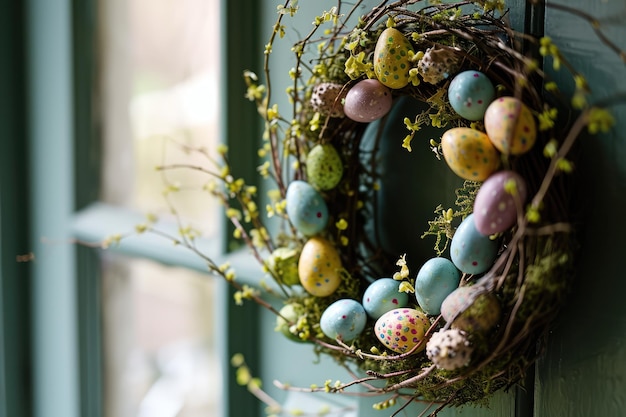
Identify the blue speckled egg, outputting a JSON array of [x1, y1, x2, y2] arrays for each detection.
[[362, 278, 409, 319], [415, 258, 461, 315], [448, 70, 495, 121], [450, 214, 498, 275], [286, 180, 328, 236], [320, 299, 367, 341]]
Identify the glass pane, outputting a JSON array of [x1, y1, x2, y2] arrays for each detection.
[[101, 255, 220, 417], [99, 0, 221, 237], [98, 0, 222, 416]]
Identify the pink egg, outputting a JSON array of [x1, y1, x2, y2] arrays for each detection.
[[473, 170, 527, 235], [344, 79, 393, 122]]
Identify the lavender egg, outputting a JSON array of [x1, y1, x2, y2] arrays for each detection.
[[450, 214, 498, 275], [415, 258, 461, 315], [473, 170, 528, 235], [286, 180, 328, 236], [362, 278, 409, 319], [344, 79, 393, 123], [448, 70, 495, 121], [320, 299, 367, 341]]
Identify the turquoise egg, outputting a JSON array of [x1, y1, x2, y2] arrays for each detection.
[[362, 278, 409, 319], [285, 180, 328, 236], [448, 70, 495, 121], [450, 214, 498, 275], [320, 299, 367, 341], [415, 258, 461, 315]]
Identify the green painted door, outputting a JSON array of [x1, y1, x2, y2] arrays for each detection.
[[254, 1, 626, 416], [534, 1, 626, 416]]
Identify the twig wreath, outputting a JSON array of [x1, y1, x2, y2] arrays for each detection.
[[110, 0, 625, 415]]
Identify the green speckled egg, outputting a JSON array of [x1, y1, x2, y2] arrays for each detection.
[[440, 286, 501, 333], [306, 144, 344, 191], [374, 28, 414, 89], [267, 247, 300, 286]]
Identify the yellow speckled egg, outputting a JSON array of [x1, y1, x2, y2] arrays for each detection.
[[374, 28, 414, 89], [441, 127, 500, 181], [484, 97, 537, 155], [374, 308, 431, 354], [298, 237, 342, 297]]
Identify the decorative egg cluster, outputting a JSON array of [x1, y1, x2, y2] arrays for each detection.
[[247, 0, 601, 407], [282, 24, 539, 369], [319, 278, 412, 344]]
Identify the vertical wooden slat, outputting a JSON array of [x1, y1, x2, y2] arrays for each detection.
[[220, 0, 264, 416], [0, 3, 33, 417]]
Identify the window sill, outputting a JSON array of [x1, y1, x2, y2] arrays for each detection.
[[71, 202, 266, 286]]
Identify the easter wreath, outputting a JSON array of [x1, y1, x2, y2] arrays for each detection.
[[145, 0, 622, 414]]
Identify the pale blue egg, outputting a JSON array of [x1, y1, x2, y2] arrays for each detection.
[[450, 214, 498, 275], [415, 258, 461, 315], [448, 70, 495, 121], [285, 180, 328, 236], [320, 299, 367, 341], [362, 278, 409, 319]]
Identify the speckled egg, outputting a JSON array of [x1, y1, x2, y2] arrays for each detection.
[[414, 258, 461, 315], [375, 308, 431, 354], [374, 27, 414, 89], [441, 127, 500, 181], [440, 286, 501, 333], [417, 47, 460, 85], [450, 214, 498, 275], [267, 247, 300, 286], [275, 304, 306, 343], [426, 328, 473, 370], [286, 180, 328, 236], [484, 97, 537, 155], [298, 237, 342, 297], [306, 144, 344, 191], [310, 82, 347, 118], [344, 79, 393, 123], [448, 70, 495, 121], [362, 278, 409, 319], [320, 299, 367, 341], [473, 170, 528, 235]]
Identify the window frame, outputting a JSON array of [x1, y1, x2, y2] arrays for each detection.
[[0, 3, 32, 417]]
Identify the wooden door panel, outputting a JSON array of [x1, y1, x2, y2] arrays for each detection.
[[535, 1, 626, 416]]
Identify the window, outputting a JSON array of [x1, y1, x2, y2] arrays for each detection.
[[98, 1, 221, 415], [23, 0, 262, 416]]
